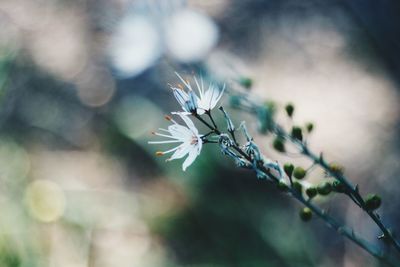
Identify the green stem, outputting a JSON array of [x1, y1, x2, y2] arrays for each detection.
[[193, 111, 400, 266], [274, 124, 400, 254]]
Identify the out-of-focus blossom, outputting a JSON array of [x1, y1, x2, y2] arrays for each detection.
[[109, 0, 219, 77], [165, 9, 218, 62], [109, 15, 162, 77], [149, 114, 202, 171], [171, 72, 225, 115]]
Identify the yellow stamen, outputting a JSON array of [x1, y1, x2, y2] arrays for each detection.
[[155, 151, 164, 156], [177, 84, 184, 90], [164, 115, 172, 121]]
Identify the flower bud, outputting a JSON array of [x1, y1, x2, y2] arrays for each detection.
[[277, 180, 289, 192], [306, 122, 314, 133], [285, 103, 294, 117], [219, 107, 235, 132], [317, 181, 332, 196], [283, 163, 294, 178], [306, 187, 317, 198], [299, 207, 312, 221], [293, 167, 306, 179], [291, 126, 303, 141], [365, 194, 381, 211], [329, 163, 344, 176], [292, 181, 303, 195], [273, 137, 285, 152], [239, 77, 253, 89], [332, 180, 346, 193]]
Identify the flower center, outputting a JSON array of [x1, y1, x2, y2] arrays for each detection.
[[190, 135, 198, 145]]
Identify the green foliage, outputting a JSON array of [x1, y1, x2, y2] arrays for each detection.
[[292, 181, 303, 195], [365, 194, 382, 211], [285, 103, 294, 117], [305, 187, 317, 199], [277, 180, 289, 192], [328, 163, 344, 176], [291, 126, 303, 141], [293, 167, 306, 180], [283, 163, 294, 178], [332, 180, 346, 193], [317, 182, 332, 196], [273, 137, 285, 152], [305, 122, 314, 133]]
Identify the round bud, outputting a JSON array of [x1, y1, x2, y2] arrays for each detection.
[[317, 181, 332, 196], [306, 187, 318, 198], [292, 181, 303, 195], [285, 103, 294, 117], [291, 126, 303, 141], [332, 180, 346, 193], [239, 77, 253, 89], [329, 163, 344, 176], [293, 167, 306, 179], [277, 180, 289, 192], [299, 207, 312, 221], [273, 137, 285, 152], [365, 194, 381, 211], [283, 163, 294, 178], [306, 122, 314, 133]]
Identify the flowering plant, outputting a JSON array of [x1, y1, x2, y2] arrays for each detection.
[[150, 73, 400, 266]]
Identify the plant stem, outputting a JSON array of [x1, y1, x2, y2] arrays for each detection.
[[273, 124, 400, 254], [193, 113, 400, 266]]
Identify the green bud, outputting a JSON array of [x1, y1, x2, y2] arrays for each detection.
[[239, 77, 253, 89], [306, 122, 314, 133], [283, 163, 294, 178], [317, 181, 332, 196], [306, 187, 318, 198], [365, 194, 381, 211], [273, 137, 285, 152], [329, 163, 344, 176], [277, 180, 289, 192], [293, 167, 306, 179], [299, 207, 312, 221], [332, 180, 346, 193], [285, 103, 294, 117], [291, 126, 303, 141], [292, 181, 303, 195]]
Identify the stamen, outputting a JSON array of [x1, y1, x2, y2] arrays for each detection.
[[155, 151, 164, 156], [164, 115, 172, 121], [177, 84, 184, 90]]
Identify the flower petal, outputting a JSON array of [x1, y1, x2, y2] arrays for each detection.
[[182, 146, 199, 171], [177, 113, 198, 135], [168, 142, 191, 161]]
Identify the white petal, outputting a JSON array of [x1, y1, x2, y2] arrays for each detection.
[[175, 72, 192, 90], [168, 142, 191, 161], [148, 140, 182, 144], [194, 76, 204, 98], [178, 113, 198, 135], [173, 89, 189, 107], [152, 132, 179, 139], [168, 124, 193, 140], [182, 146, 199, 171], [211, 84, 225, 109]]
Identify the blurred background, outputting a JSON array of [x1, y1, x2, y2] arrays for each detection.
[[0, 0, 400, 266]]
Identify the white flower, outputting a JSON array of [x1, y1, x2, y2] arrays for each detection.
[[148, 114, 203, 171], [171, 72, 225, 115]]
